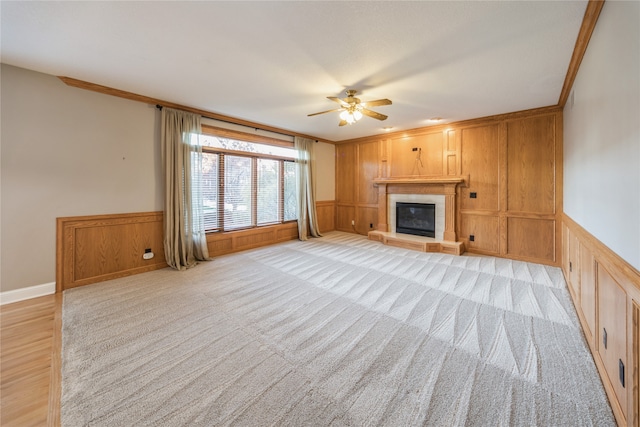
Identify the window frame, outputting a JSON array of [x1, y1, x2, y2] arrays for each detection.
[[199, 126, 297, 233]]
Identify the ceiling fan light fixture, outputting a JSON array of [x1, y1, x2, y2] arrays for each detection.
[[345, 113, 356, 124], [307, 90, 391, 126]]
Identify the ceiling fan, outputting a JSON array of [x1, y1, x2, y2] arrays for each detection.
[[308, 90, 392, 126]]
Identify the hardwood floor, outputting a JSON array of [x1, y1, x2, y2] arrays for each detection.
[[1, 294, 61, 426]]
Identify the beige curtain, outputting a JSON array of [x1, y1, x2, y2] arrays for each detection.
[[294, 136, 322, 240], [161, 107, 210, 269]]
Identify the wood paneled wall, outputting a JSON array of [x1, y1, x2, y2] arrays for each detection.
[[57, 213, 301, 290], [336, 107, 563, 265], [316, 200, 336, 233], [56, 212, 166, 291], [206, 222, 298, 257], [336, 140, 381, 235], [563, 214, 640, 427]]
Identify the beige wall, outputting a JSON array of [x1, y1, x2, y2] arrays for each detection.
[[314, 141, 335, 201], [1, 64, 338, 293], [1, 64, 162, 292], [563, 1, 640, 270]]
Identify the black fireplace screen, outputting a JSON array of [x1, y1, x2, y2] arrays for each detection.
[[396, 202, 435, 238]]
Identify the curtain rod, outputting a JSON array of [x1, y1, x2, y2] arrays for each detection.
[[155, 104, 317, 142]]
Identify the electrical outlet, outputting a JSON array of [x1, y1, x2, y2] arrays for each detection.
[[143, 251, 154, 260], [412, 147, 418, 152], [369, 223, 373, 228], [351, 220, 355, 226], [470, 192, 477, 199], [469, 235, 475, 242]]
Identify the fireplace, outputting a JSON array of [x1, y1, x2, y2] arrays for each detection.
[[368, 177, 466, 255], [396, 202, 435, 237], [389, 193, 445, 240]]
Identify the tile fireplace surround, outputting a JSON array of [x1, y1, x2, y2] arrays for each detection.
[[368, 177, 466, 255]]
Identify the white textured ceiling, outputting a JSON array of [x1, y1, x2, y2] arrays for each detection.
[[1, 1, 587, 142]]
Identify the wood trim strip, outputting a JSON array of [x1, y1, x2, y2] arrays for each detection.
[[58, 76, 331, 144], [558, 0, 605, 107], [373, 176, 466, 185], [633, 300, 640, 427], [47, 293, 62, 427], [555, 112, 564, 274], [459, 209, 500, 217], [502, 211, 558, 220]]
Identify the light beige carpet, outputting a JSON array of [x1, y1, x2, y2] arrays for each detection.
[[62, 231, 615, 426]]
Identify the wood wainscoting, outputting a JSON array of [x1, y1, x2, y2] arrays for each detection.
[[206, 222, 298, 257], [316, 200, 336, 234], [562, 214, 640, 427], [56, 212, 166, 292]]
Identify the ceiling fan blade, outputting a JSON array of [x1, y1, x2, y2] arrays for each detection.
[[361, 108, 388, 121], [328, 96, 351, 107], [362, 99, 392, 107], [338, 120, 348, 127], [307, 108, 343, 117]]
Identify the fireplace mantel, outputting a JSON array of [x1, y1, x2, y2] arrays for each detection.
[[373, 177, 466, 185], [369, 176, 466, 255]]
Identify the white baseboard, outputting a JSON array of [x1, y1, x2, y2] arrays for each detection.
[[0, 282, 56, 305]]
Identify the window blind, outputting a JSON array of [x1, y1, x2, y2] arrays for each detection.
[[257, 159, 280, 225], [283, 161, 297, 221], [201, 152, 219, 231], [223, 155, 252, 230]]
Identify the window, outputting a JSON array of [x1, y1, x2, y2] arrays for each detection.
[[283, 161, 297, 221], [257, 158, 280, 225], [201, 152, 219, 231], [224, 155, 252, 230], [197, 128, 297, 232]]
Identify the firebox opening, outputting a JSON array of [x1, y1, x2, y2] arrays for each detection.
[[396, 202, 436, 238]]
